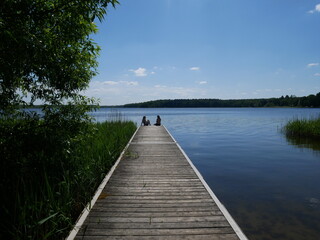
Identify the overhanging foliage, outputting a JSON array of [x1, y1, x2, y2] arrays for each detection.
[[0, 0, 118, 113]]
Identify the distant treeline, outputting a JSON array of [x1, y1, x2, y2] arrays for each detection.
[[123, 92, 320, 108]]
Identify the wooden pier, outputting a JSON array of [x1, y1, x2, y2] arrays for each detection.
[[69, 126, 248, 240]]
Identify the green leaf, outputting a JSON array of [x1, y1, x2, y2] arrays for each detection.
[[37, 212, 58, 226]]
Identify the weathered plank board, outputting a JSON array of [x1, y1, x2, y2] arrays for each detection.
[[76, 221, 231, 230], [69, 126, 247, 240], [74, 235, 240, 240]]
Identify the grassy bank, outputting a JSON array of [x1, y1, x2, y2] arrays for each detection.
[[284, 117, 320, 138], [0, 118, 136, 239]]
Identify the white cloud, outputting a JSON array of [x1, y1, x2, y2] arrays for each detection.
[[130, 67, 147, 77], [308, 4, 320, 14], [91, 80, 138, 88], [307, 63, 319, 67], [190, 67, 200, 71], [103, 81, 118, 85], [120, 81, 139, 86], [314, 73, 320, 76], [199, 81, 207, 84]]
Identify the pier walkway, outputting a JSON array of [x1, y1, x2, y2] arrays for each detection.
[[70, 126, 247, 240]]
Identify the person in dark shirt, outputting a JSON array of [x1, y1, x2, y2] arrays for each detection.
[[154, 115, 161, 126], [141, 116, 151, 126]]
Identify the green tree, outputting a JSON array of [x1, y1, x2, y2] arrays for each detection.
[[0, 0, 118, 113], [0, 1, 119, 238]]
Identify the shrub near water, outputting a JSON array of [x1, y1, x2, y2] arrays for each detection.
[[284, 117, 320, 138], [0, 115, 136, 240]]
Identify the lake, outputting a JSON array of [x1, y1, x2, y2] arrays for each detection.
[[91, 107, 320, 240]]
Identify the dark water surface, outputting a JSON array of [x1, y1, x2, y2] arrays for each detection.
[[92, 108, 320, 240]]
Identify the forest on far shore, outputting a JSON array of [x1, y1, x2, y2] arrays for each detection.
[[121, 92, 320, 108]]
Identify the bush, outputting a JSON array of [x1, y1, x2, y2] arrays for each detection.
[[0, 109, 136, 239]]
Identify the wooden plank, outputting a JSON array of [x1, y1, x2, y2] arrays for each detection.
[[107, 179, 201, 183], [104, 188, 205, 192], [89, 207, 219, 213], [75, 235, 239, 240], [69, 126, 247, 240], [94, 195, 210, 200], [101, 190, 209, 195], [87, 211, 223, 218], [84, 216, 228, 223], [116, 167, 193, 170], [79, 221, 230, 230], [104, 185, 205, 190], [78, 227, 236, 236], [92, 203, 218, 208], [123, 156, 187, 159], [105, 184, 202, 188], [111, 174, 198, 178], [94, 199, 214, 204], [90, 207, 220, 213], [99, 192, 210, 197]]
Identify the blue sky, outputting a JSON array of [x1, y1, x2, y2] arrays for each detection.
[[85, 0, 320, 105]]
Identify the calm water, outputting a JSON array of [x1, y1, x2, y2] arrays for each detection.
[[92, 108, 320, 240]]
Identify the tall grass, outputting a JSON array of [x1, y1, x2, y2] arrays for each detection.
[[107, 108, 127, 122], [0, 117, 136, 239], [284, 117, 320, 138]]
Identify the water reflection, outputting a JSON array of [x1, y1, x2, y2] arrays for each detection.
[[285, 135, 320, 153]]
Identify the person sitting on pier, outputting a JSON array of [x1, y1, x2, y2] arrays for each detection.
[[154, 115, 161, 126], [141, 116, 151, 126]]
